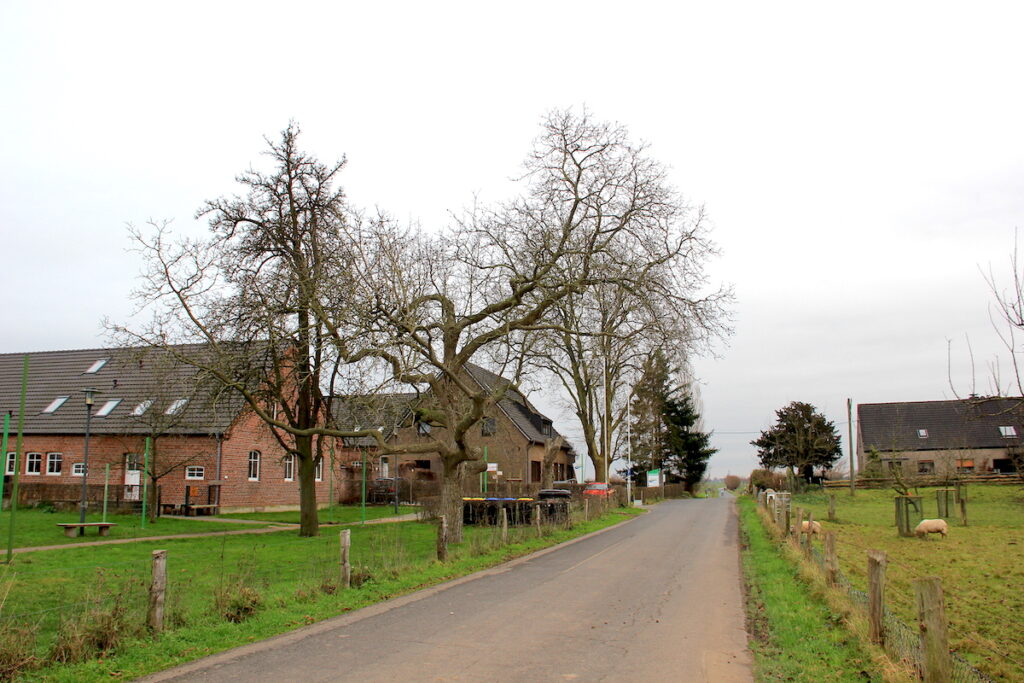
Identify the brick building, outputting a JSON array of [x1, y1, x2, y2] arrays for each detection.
[[0, 345, 332, 512]]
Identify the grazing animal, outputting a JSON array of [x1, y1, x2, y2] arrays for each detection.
[[914, 519, 948, 539], [801, 520, 822, 535]]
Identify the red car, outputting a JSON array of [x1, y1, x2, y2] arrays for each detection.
[[582, 482, 614, 497]]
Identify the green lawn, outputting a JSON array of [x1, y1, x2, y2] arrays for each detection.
[[790, 485, 1024, 681], [0, 505, 643, 681], [217, 504, 417, 525], [0, 509, 272, 549], [737, 497, 883, 682]]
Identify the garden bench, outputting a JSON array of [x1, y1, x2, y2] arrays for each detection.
[[56, 522, 117, 538], [182, 504, 218, 516]]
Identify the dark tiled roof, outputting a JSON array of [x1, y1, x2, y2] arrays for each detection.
[[464, 363, 563, 445], [0, 345, 244, 436], [859, 398, 1024, 452], [329, 393, 419, 447]]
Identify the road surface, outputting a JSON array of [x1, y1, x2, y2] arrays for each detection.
[[145, 497, 752, 682]]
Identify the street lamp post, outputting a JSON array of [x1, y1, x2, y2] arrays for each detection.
[[79, 387, 96, 524]]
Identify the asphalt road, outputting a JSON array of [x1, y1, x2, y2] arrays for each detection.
[[145, 497, 752, 682]]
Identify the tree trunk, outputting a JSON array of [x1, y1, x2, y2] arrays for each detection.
[[439, 465, 464, 546], [296, 434, 319, 537]]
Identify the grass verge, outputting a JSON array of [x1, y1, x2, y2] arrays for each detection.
[[217, 504, 417, 525], [10, 506, 641, 681], [737, 497, 891, 682]]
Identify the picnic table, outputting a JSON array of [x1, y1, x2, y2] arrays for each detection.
[[56, 522, 118, 538]]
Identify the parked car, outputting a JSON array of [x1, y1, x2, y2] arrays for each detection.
[[582, 482, 614, 497]]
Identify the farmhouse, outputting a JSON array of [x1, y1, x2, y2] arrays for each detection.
[[857, 398, 1023, 477], [0, 345, 330, 512], [331, 364, 575, 491]]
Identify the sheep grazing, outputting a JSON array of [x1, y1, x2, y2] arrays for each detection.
[[914, 519, 948, 539], [801, 520, 822, 535]]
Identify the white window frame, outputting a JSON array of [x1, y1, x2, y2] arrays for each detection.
[[25, 452, 42, 475], [46, 452, 63, 475], [72, 462, 86, 477], [165, 398, 189, 415], [5, 452, 15, 476], [283, 454, 294, 481], [132, 399, 153, 416], [248, 451, 261, 481], [42, 396, 69, 414], [84, 358, 109, 374], [185, 466, 205, 480], [96, 399, 122, 417], [999, 425, 1017, 438], [379, 455, 389, 479], [314, 456, 323, 482], [916, 429, 928, 438]]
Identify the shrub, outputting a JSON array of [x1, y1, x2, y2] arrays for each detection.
[[215, 583, 262, 623], [0, 620, 38, 679], [724, 475, 741, 490], [749, 469, 785, 491]]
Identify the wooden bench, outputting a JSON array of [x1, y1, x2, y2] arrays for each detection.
[[182, 504, 219, 517], [56, 522, 118, 538]]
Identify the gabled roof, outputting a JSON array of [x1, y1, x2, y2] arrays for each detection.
[[464, 363, 565, 446], [0, 345, 244, 436], [859, 398, 1024, 453], [329, 393, 419, 447]]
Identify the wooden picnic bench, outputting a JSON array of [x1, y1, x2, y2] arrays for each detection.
[[56, 522, 118, 538], [182, 504, 219, 516]]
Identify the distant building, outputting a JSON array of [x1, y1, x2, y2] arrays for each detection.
[[857, 398, 1023, 476]]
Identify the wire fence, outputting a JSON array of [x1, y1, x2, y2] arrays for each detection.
[[760, 495, 998, 682]]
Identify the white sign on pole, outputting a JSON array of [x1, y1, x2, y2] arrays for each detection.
[[487, 462, 498, 472], [646, 469, 661, 488]]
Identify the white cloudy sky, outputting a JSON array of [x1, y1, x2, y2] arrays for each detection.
[[3, 2, 1023, 478]]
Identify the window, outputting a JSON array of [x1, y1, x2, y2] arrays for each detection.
[[84, 358, 109, 374], [314, 457, 323, 482], [884, 460, 903, 474], [956, 459, 975, 473], [185, 466, 205, 480], [916, 429, 929, 438], [46, 453, 63, 475], [72, 463, 86, 477], [416, 421, 432, 436], [96, 399, 122, 417], [414, 459, 431, 471], [5, 452, 15, 476], [26, 453, 41, 475], [283, 454, 294, 481], [165, 398, 188, 415], [248, 451, 261, 481], [379, 456, 389, 479], [918, 460, 935, 474], [132, 399, 153, 416], [42, 396, 69, 414], [541, 420, 553, 437], [999, 426, 1017, 438], [481, 417, 497, 436]]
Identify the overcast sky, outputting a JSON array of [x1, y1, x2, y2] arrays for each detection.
[[3, 2, 1023, 479]]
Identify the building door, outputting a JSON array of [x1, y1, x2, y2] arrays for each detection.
[[530, 460, 541, 483], [124, 454, 141, 501]]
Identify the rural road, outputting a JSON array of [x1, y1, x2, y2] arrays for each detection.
[[145, 498, 752, 682]]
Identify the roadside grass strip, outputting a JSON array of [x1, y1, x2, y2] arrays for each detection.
[[738, 497, 883, 682], [6, 507, 642, 681], [217, 505, 418, 525]]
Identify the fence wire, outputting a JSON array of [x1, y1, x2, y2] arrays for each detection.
[[760, 497, 997, 682]]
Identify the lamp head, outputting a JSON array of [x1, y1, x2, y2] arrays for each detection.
[[83, 387, 97, 406]]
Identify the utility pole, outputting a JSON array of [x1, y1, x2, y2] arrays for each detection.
[[847, 398, 856, 496]]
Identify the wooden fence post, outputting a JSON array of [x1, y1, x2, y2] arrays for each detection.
[[437, 515, 448, 562], [500, 507, 509, 545], [804, 510, 815, 559], [828, 494, 836, 522], [915, 576, 951, 683], [533, 503, 542, 537], [584, 498, 590, 522], [340, 529, 351, 589], [959, 498, 968, 527], [823, 531, 837, 585], [794, 507, 804, 544], [148, 549, 167, 632], [867, 550, 887, 646]]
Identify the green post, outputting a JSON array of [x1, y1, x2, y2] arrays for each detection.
[[483, 446, 488, 494], [360, 448, 367, 525], [141, 437, 151, 529], [102, 464, 110, 523], [0, 413, 10, 510], [7, 356, 29, 564]]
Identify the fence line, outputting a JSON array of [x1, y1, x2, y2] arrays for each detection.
[[757, 493, 997, 683]]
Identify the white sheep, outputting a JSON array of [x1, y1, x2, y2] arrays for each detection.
[[914, 519, 948, 539], [801, 520, 822, 535]]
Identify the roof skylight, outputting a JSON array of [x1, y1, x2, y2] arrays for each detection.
[[165, 398, 189, 415], [96, 399, 122, 417], [42, 396, 69, 414], [999, 426, 1017, 438], [917, 429, 928, 438], [132, 399, 153, 417], [84, 358, 109, 374]]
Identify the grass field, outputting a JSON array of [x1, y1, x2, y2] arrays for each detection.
[[0, 509, 272, 549], [217, 504, 417, 525], [0, 506, 642, 681], [790, 485, 1024, 681]]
